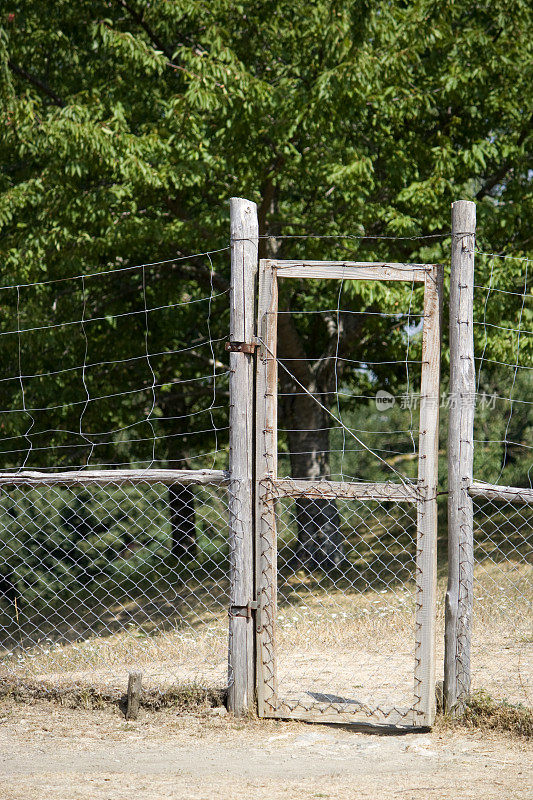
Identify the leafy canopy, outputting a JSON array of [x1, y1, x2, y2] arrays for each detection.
[[0, 0, 531, 476]]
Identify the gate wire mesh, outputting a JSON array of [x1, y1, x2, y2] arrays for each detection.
[[266, 481, 421, 724], [471, 249, 533, 709], [0, 481, 231, 694]]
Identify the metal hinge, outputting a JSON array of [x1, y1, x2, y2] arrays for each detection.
[[225, 341, 258, 354], [229, 599, 262, 631]]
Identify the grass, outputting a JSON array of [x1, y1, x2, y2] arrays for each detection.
[[0, 675, 226, 713], [436, 691, 533, 739], [464, 692, 533, 738]]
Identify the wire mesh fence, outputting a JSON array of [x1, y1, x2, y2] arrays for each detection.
[[0, 249, 231, 474], [0, 208, 530, 722], [0, 480, 231, 693], [469, 249, 533, 710], [0, 245, 237, 699], [471, 493, 532, 707]]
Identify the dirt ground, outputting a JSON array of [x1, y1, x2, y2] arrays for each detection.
[[0, 699, 531, 800]]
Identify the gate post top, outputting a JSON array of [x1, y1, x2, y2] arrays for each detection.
[[230, 197, 258, 239], [451, 200, 476, 230]]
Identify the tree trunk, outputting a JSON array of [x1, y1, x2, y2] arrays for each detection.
[[259, 186, 346, 571], [280, 371, 343, 571], [168, 482, 196, 560]]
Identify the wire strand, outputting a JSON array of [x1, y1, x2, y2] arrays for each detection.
[[0, 247, 231, 292], [257, 334, 415, 487]]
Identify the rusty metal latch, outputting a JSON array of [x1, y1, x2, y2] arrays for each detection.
[[229, 599, 262, 631], [225, 341, 257, 354]]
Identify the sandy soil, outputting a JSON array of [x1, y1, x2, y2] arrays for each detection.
[[0, 699, 531, 800]]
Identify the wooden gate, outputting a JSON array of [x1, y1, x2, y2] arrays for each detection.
[[254, 259, 443, 727]]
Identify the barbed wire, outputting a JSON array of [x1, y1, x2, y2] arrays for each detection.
[[233, 232, 450, 241], [276, 309, 425, 317]]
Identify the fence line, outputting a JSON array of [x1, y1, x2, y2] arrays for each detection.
[[0, 246, 230, 474], [0, 198, 530, 725], [446, 206, 532, 713]]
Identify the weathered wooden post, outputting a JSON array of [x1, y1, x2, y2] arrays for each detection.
[[125, 671, 142, 720], [227, 197, 258, 715], [445, 199, 476, 714]]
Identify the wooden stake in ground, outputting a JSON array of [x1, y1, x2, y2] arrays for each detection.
[[126, 672, 142, 720]]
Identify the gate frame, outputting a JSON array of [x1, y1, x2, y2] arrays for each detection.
[[254, 259, 443, 727]]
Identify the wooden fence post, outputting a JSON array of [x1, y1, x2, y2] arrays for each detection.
[[445, 199, 476, 714], [227, 197, 258, 715]]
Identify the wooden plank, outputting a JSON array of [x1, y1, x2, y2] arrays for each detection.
[[227, 197, 258, 716], [125, 671, 143, 721], [269, 478, 420, 502], [444, 200, 476, 716], [469, 481, 533, 504], [413, 263, 443, 727], [255, 259, 279, 717], [272, 260, 430, 282], [0, 468, 228, 486]]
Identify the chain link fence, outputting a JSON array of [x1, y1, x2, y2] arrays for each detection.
[[0, 480, 231, 695], [471, 493, 532, 707], [468, 248, 532, 712]]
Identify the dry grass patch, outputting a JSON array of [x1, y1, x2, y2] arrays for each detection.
[[435, 691, 533, 739], [1, 559, 530, 718], [0, 675, 226, 714]]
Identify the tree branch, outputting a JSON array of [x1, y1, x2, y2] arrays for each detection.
[[113, 0, 174, 61], [476, 114, 533, 201], [8, 61, 65, 107], [475, 162, 514, 202]]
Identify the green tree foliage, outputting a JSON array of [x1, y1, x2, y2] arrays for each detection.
[[0, 0, 530, 454], [0, 0, 531, 592]]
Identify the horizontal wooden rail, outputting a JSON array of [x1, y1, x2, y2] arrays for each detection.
[[268, 478, 420, 502], [0, 468, 228, 487], [469, 481, 533, 504], [270, 260, 432, 282]]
